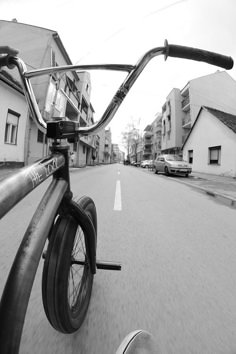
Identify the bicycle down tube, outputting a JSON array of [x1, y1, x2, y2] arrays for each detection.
[[0, 152, 65, 220], [0, 177, 68, 353]]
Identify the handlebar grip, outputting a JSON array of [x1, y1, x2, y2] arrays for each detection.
[[0, 55, 16, 69], [164, 40, 233, 70]]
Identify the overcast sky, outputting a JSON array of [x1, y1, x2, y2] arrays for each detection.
[[1, 0, 236, 148]]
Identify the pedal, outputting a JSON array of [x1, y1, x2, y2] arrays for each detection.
[[96, 260, 121, 271]]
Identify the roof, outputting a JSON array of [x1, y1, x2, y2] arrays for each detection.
[[204, 107, 236, 134], [0, 70, 23, 93], [0, 20, 73, 65], [182, 106, 236, 149]]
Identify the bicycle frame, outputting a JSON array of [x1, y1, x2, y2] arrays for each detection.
[[0, 40, 233, 353]]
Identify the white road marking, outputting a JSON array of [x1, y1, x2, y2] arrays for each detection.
[[114, 180, 122, 211]]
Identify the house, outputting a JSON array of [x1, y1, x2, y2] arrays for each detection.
[[182, 107, 236, 177], [0, 70, 29, 167]]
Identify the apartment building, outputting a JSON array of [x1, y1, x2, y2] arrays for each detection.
[[138, 113, 162, 162], [129, 135, 143, 163], [150, 113, 162, 159], [0, 20, 97, 166], [97, 128, 112, 164], [142, 125, 152, 160], [112, 144, 120, 163], [161, 71, 236, 155]]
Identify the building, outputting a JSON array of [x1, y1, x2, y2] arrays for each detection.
[[0, 20, 97, 166], [182, 107, 236, 177], [97, 128, 112, 164], [161, 88, 183, 155], [112, 144, 120, 163], [111, 144, 124, 163], [142, 125, 152, 160], [141, 113, 162, 161], [161, 71, 236, 155], [151, 113, 162, 159]]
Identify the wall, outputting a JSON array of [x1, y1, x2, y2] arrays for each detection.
[[189, 71, 236, 124], [162, 88, 182, 151], [76, 142, 87, 167], [27, 120, 48, 165], [183, 109, 236, 177], [0, 81, 28, 164]]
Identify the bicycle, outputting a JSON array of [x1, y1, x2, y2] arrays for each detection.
[[0, 41, 233, 354]]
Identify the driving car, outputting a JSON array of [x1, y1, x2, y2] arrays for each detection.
[[153, 154, 192, 177]]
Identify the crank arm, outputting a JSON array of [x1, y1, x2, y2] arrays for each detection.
[[71, 259, 121, 271]]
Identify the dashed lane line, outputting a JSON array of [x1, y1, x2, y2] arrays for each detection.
[[114, 180, 122, 211]]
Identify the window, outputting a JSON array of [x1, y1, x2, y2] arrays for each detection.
[[209, 146, 221, 165], [163, 120, 166, 135], [83, 145, 86, 154], [4, 110, 19, 145], [188, 150, 193, 164], [81, 98, 88, 115], [167, 116, 171, 131], [51, 50, 57, 66], [37, 130, 47, 143]]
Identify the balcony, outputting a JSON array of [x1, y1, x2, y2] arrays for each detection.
[[143, 148, 152, 155], [181, 95, 190, 112], [144, 139, 152, 146], [182, 115, 191, 129]]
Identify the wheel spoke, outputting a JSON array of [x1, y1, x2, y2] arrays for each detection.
[[68, 226, 89, 309]]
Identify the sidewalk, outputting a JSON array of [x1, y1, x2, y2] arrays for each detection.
[[0, 168, 18, 182], [168, 171, 236, 208]]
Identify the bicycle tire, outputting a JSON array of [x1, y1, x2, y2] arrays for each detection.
[[116, 330, 157, 354], [42, 196, 97, 333]]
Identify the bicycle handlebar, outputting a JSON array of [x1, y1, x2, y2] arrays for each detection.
[[0, 41, 233, 135], [0, 54, 16, 69], [164, 40, 233, 70]]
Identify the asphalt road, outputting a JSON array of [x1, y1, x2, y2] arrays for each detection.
[[0, 164, 236, 354]]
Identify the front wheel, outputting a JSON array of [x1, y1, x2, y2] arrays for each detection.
[[42, 196, 97, 333], [116, 330, 157, 354], [164, 166, 169, 176]]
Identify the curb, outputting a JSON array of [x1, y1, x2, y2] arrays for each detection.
[[141, 168, 236, 208], [169, 177, 236, 208]]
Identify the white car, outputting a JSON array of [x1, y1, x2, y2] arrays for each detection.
[[141, 160, 153, 168], [154, 154, 191, 177]]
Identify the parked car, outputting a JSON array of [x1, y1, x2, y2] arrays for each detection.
[[153, 154, 192, 177], [123, 160, 130, 165], [131, 161, 140, 167], [141, 160, 153, 168]]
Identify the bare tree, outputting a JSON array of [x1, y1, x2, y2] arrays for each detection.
[[121, 117, 142, 163]]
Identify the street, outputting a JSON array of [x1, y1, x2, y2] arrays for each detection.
[[1, 164, 236, 354]]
